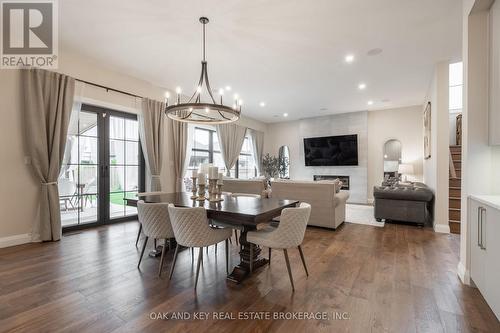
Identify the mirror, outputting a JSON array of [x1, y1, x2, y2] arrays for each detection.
[[278, 145, 290, 179], [383, 139, 402, 181]]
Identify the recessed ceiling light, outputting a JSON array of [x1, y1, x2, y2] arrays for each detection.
[[283, 113, 289, 117], [345, 54, 355, 63], [259, 102, 266, 107], [358, 83, 367, 90], [225, 86, 231, 91], [367, 100, 374, 106]]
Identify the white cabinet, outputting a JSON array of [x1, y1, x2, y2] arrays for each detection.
[[490, 0, 500, 145], [469, 197, 500, 320]]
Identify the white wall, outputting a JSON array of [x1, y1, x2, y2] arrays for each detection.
[[0, 48, 266, 245], [264, 112, 368, 203], [422, 62, 450, 233], [367, 106, 424, 201]]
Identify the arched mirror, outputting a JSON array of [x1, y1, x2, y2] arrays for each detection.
[[383, 139, 401, 181], [278, 145, 290, 179]]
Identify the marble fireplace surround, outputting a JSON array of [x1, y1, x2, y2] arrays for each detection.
[[265, 111, 368, 204]]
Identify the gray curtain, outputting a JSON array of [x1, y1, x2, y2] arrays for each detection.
[[22, 68, 75, 241], [216, 123, 247, 176], [139, 98, 165, 191], [169, 115, 188, 191], [249, 129, 264, 176]]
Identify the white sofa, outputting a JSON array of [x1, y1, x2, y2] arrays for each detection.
[[223, 178, 350, 230], [271, 180, 349, 229]]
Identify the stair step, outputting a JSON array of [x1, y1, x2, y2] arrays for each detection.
[[449, 197, 461, 209], [449, 187, 461, 197], [449, 208, 461, 220], [449, 178, 462, 187], [450, 220, 461, 234]]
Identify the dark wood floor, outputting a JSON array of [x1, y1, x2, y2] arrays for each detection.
[[0, 222, 499, 333]]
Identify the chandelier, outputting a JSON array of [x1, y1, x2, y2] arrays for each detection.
[[164, 17, 241, 124]]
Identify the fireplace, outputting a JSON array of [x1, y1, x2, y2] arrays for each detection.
[[313, 175, 350, 190]]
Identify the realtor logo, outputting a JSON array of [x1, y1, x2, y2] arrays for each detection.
[[1, 0, 58, 68]]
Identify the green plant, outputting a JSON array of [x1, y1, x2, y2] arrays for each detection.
[[262, 153, 280, 179]]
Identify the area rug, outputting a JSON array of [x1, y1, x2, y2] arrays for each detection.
[[345, 204, 385, 227]]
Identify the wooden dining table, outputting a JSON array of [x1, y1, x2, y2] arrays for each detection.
[[125, 192, 299, 283]]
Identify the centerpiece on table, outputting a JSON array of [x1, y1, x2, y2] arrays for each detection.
[[261, 153, 289, 198]]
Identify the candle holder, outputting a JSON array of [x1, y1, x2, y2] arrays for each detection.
[[216, 184, 224, 201], [190, 177, 198, 199], [208, 179, 218, 202], [197, 183, 206, 201]]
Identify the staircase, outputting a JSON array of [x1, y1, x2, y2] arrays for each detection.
[[449, 145, 462, 234]]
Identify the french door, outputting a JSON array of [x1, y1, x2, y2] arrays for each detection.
[[58, 104, 145, 230]]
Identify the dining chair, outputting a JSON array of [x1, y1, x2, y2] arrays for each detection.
[[137, 200, 175, 277], [135, 192, 169, 247], [247, 202, 311, 291], [167, 204, 232, 289], [213, 193, 261, 245]]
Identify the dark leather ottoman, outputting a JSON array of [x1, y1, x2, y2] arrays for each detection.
[[373, 182, 433, 226]]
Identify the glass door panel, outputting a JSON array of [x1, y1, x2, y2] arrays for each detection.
[[58, 110, 99, 227], [108, 115, 140, 219]]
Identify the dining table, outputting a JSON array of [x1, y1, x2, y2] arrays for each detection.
[[125, 192, 299, 283]]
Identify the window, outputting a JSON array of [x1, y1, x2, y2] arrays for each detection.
[[186, 127, 256, 180], [449, 62, 463, 113]]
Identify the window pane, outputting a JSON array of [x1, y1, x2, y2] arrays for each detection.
[[79, 136, 98, 164], [189, 150, 209, 169], [125, 119, 138, 141], [213, 152, 225, 171], [66, 135, 79, 164], [125, 166, 139, 191], [241, 137, 252, 154], [109, 192, 125, 218], [110, 139, 125, 165], [449, 85, 463, 111], [449, 62, 463, 86], [194, 128, 209, 150], [109, 116, 124, 139], [124, 192, 138, 216], [79, 165, 98, 192], [110, 166, 125, 192], [125, 141, 139, 165], [238, 154, 255, 179], [79, 111, 98, 136]]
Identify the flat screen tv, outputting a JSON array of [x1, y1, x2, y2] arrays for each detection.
[[304, 134, 358, 166]]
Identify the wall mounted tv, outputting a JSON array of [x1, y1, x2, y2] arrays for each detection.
[[304, 134, 358, 166]]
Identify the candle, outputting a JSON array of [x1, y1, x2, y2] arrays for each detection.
[[217, 178, 223, 185], [209, 166, 218, 179], [192, 169, 198, 178], [218, 172, 223, 180], [197, 173, 206, 185], [199, 163, 209, 175]]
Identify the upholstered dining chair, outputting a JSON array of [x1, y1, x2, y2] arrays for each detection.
[[167, 204, 232, 289], [137, 200, 175, 277], [135, 192, 169, 247], [247, 202, 311, 291], [212, 193, 261, 245]]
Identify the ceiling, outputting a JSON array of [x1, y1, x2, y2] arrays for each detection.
[[59, 0, 462, 123]]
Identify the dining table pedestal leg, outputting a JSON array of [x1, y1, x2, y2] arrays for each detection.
[[227, 228, 268, 283]]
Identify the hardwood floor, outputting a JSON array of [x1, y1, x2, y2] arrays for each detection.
[[0, 222, 499, 332]]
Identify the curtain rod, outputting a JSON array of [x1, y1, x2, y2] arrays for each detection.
[[75, 78, 145, 99]]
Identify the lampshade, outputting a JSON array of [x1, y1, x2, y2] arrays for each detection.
[[398, 163, 414, 175]]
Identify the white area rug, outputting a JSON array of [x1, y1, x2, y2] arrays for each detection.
[[345, 204, 385, 227]]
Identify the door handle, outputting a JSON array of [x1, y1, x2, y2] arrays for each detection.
[[477, 206, 482, 247], [480, 207, 486, 250]]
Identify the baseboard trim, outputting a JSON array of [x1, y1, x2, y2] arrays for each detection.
[[0, 233, 32, 249], [457, 261, 471, 285], [434, 224, 450, 233]]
